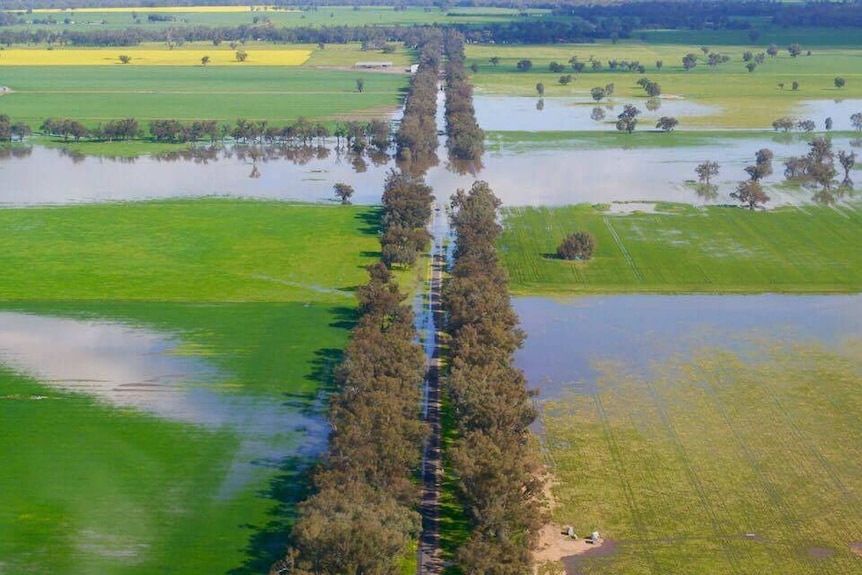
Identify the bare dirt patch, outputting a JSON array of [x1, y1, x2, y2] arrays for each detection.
[[851, 541, 862, 558], [533, 472, 615, 575]]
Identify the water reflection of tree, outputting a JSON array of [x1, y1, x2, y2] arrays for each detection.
[[448, 157, 484, 177], [694, 183, 719, 200], [0, 146, 33, 159]]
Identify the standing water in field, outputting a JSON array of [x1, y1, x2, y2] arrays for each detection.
[[3, 135, 858, 208], [513, 294, 862, 399], [0, 310, 328, 496]]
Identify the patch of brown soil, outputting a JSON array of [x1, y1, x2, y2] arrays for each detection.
[[533, 471, 614, 575], [850, 541, 862, 558]]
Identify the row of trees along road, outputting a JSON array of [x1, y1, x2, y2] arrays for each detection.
[[395, 29, 442, 170], [273, 33, 441, 575], [443, 30, 485, 163], [281, 263, 427, 575], [444, 181, 547, 574]]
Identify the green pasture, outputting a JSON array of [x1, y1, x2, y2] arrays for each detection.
[[4, 6, 546, 32], [0, 199, 382, 302], [541, 339, 862, 574], [0, 66, 408, 126], [0, 198, 393, 573], [499, 202, 862, 295], [466, 44, 862, 128], [0, 300, 350, 575]]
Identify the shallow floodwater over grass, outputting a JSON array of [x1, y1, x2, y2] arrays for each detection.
[[515, 295, 862, 575], [0, 301, 347, 574], [4, 131, 859, 208]]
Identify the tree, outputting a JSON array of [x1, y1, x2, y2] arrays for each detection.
[[797, 119, 815, 132], [792, 80, 799, 91], [616, 104, 640, 134], [767, 44, 779, 57], [696, 160, 719, 185], [646, 81, 661, 97], [825, 117, 833, 131], [549, 61, 565, 73], [701, 45, 710, 55], [535, 82, 544, 97], [557, 231, 595, 260], [590, 87, 606, 102], [235, 50, 248, 62], [787, 43, 803, 57], [333, 182, 355, 205], [746, 62, 757, 73], [731, 180, 769, 210], [470, 62, 478, 74], [682, 53, 698, 71], [838, 150, 856, 185], [201, 55, 210, 66], [118, 54, 131, 64], [656, 60, 663, 70], [558, 74, 573, 85], [835, 77, 846, 89], [656, 116, 678, 132], [516, 59, 532, 72], [772, 117, 796, 132], [590, 107, 606, 122], [355, 78, 365, 92], [742, 51, 753, 62], [489, 56, 500, 67], [852, 112, 862, 132], [604, 82, 615, 98]]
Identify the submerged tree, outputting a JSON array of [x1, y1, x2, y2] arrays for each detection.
[[696, 160, 719, 186], [656, 116, 678, 132], [333, 182, 355, 205], [615, 104, 640, 134], [731, 180, 770, 210]]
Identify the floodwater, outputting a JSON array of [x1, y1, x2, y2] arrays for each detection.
[[0, 311, 328, 496], [794, 99, 862, 131], [3, 135, 858, 208], [513, 294, 862, 399], [474, 95, 717, 132]]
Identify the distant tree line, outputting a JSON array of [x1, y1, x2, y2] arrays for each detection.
[[34, 115, 396, 152], [394, 30, 441, 168], [443, 30, 484, 163], [40, 117, 139, 141], [443, 181, 546, 574], [0, 113, 32, 141]]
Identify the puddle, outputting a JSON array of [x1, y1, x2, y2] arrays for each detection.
[[513, 294, 862, 399], [474, 95, 718, 132], [0, 311, 328, 497]]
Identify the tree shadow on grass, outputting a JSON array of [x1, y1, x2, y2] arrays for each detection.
[[355, 207, 383, 236], [226, 309, 354, 574], [226, 456, 317, 575]]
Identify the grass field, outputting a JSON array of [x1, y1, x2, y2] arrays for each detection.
[[499, 202, 862, 295], [0, 198, 394, 573], [5, 5, 547, 31], [0, 43, 412, 133], [0, 199, 382, 302], [466, 43, 862, 128], [540, 339, 862, 574], [0, 301, 349, 575]]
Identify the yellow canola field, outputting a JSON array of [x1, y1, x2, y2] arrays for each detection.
[[29, 5, 286, 13], [0, 48, 312, 66]]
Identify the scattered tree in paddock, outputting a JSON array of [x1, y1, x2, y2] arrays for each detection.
[[732, 180, 770, 210], [557, 231, 596, 261]]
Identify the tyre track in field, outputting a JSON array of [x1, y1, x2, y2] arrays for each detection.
[[642, 376, 746, 573], [603, 216, 645, 283], [592, 391, 661, 573]]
